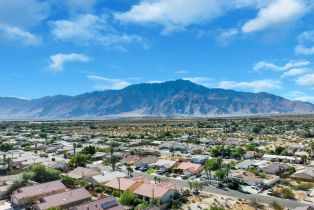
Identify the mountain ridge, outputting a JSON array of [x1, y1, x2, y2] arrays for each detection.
[[1, 79, 313, 119]]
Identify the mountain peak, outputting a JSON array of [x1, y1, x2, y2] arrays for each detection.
[[0, 80, 313, 119]]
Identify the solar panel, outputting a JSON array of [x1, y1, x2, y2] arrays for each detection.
[[100, 199, 118, 209]]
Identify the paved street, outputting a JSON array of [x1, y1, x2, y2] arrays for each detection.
[[97, 164, 314, 209]]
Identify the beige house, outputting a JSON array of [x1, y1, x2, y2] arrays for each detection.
[[11, 181, 66, 206], [65, 167, 101, 179], [35, 188, 92, 210]]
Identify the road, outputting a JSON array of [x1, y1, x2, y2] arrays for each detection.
[[98, 165, 313, 209]]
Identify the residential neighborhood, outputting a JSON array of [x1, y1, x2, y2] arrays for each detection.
[[0, 117, 313, 209]]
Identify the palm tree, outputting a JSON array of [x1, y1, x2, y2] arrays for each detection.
[[109, 141, 119, 171], [217, 158, 223, 170], [110, 155, 119, 171], [224, 163, 231, 183], [188, 181, 193, 193], [204, 158, 219, 185], [196, 181, 204, 194], [73, 143, 77, 155]]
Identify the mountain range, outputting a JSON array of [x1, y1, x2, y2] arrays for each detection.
[[1, 79, 314, 119]]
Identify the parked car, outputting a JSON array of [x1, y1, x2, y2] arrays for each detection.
[[139, 165, 149, 172], [156, 168, 168, 175]]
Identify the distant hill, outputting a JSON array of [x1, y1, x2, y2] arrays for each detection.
[[1, 79, 314, 119]]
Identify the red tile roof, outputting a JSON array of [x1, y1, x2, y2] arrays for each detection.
[[133, 182, 180, 199], [177, 162, 203, 173], [104, 176, 149, 191]]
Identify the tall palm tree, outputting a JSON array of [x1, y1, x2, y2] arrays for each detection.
[[109, 141, 119, 171], [73, 143, 77, 155]]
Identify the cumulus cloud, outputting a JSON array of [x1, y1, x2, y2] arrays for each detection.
[[218, 79, 281, 92], [49, 53, 90, 72], [50, 14, 143, 48], [297, 73, 314, 87], [295, 30, 314, 55], [0, 25, 41, 45], [280, 68, 308, 78], [87, 75, 131, 90], [0, 0, 49, 28], [253, 60, 310, 72], [242, 0, 307, 33], [115, 0, 309, 34], [287, 91, 314, 103], [0, 0, 48, 45], [216, 28, 239, 46], [114, 0, 267, 34]]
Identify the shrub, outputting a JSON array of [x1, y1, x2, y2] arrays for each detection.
[[119, 190, 135, 206], [270, 201, 284, 210]]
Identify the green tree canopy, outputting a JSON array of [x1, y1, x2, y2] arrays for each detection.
[[69, 153, 91, 168], [119, 190, 135, 206]]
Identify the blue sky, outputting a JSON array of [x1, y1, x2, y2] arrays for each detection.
[[1, 0, 314, 102]]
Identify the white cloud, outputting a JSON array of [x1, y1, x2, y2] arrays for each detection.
[[0, 0, 48, 45], [0, 25, 41, 45], [49, 53, 90, 72], [183, 77, 214, 87], [218, 79, 281, 92], [242, 0, 307, 33], [115, 0, 267, 34], [216, 28, 239, 46], [51, 14, 143, 48], [148, 80, 164, 84], [87, 75, 131, 90], [253, 60, 310, 71], [281, 68, 308, 78], [295, 30, 314, 55], [297, 73, 314, 87], [0, 0, 49, 28], [287, 91, 314, 103]]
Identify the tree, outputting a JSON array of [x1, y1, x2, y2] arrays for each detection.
[[82, 146, 96, 155], [233, 147, 245, 160], [281, 188, 294, 199], [0, 142, 13, 152], [215, 170, 227, 183], [110, 155, 120, 171], [274, 146, 285, 155], [204, 158, 219, 184], [29, 164, 60, 183], [119, 190, 135, 206], [73, 143, 77, 155], [109, 141, 119, 171], [69, 153, 91, 168], [217, 158, 223, 170]]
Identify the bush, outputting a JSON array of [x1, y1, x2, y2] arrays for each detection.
[[29, 164, 60, 183], [119, 190, 135, 206], [210, 205, 225, 210], [270, 201, 283, 210], [281, 188, 295, 199]]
